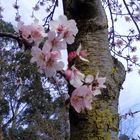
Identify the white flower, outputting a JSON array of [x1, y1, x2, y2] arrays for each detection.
[[92, 89, 102, 96], [31, 46, 64, 77], [84, 73, 106, 96], [69, 66, 85, 88], [92, 73, 106, 96], [49, 15, 78, 44], [30, 22, 46, 43], [16, 21, 46, 44], [45, 31, 66, 51], [76, 44, 89, 62], [95, 72, 106, 89], [44, 51, 64, 77], [30, 46, 46, 68], [16, 21, 31, 40], [70, 85, 93, 113], [85, 75, 94, 84]]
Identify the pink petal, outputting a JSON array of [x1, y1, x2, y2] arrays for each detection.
[[85, 75, 94, 84]]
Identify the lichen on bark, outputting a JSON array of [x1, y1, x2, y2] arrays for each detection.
[[63, 0, 126, 140]]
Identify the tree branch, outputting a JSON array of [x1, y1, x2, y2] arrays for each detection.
[[0, 32, 22, 47], [122, 0, 140, 35]]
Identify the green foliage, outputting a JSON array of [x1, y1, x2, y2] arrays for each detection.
[[0, 21, 69, 140], [0, 20, 14, 33]]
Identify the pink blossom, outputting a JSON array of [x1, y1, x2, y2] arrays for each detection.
[[95, 73, 106, 89], [115, 39, 123, 48], [49, 15, 68, 33], [30, 46, 46, 68], [84, 73, 106, 96], [92, 73, 106, 96], [30, 24, 45, 42], [68, 44, 88, 62], [16, 21, 46, 44], [65, 69, 72, 80], [45, 31, 66, 51], [44, 51, 64, 77], [68, 51, 77, 61], [76, 44, 89, 62], [70, 85, 93, 113], [62, 30, 75, 44], [125, 16, 131, 22], [49, 15, 78, 44], [131, 55, 138, 63], [16, 22, 31, 41], [30, 46, 64, 77], [68, 66, 85, 88], [85, 75, 94, 84], [79, 50, 87, 58]]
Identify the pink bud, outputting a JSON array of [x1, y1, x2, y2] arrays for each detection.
[[68, 51, 77, 61], [79, 50, 87, 57], [65, 69, 72, 80]]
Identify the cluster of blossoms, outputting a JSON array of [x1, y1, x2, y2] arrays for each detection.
[[65, 67, 106, 112], [16, 20, 46, 44], [15, 15, 106, 113]]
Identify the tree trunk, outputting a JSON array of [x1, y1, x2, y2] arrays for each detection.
[[0, 131, 3, 140], [63, 0, 126, 140]]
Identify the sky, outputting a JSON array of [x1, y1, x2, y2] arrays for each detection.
[[1, 0, 140, 138], [106, 1, 140, 113], [1, 0, 63, 24], [105, 1, 140, 138]]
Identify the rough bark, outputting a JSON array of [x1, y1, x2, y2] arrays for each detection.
[[0, 77, 3, 140], [63, 0, 126, 140], [0, 127, 3, 140]]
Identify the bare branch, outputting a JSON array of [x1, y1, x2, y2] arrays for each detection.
[[123, 0, 140, 35]]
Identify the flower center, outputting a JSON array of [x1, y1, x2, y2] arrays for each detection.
[[47, 58, 54, 67]]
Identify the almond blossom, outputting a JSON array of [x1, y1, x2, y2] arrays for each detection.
[[30, 23, 46, 43], [49, 15, 78, 44], [70, 85, 93, 113], [65, 69, 72, 80], [45, 31, 66, 51], [30, 46, 64, 77], [85, 74, 94, 84], [43, 51, 64, 77], [76, 44, 89, 62], [95, 73, 106, 89], [131, 55, 138, 63], [16, 21, 46, 44], [68, 51, 77, 61], [13, 15, 107, 113], [65, 66, 85, 88], [16, 22, 31, 41], [30, 46, 46, 68], [68, 44, 89, 62], [84, 73, 106, 96]]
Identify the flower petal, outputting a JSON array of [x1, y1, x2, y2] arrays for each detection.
[[85, 75, 94, 83], [79, 56, 89, 62], [92, 89, 101, 96]]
